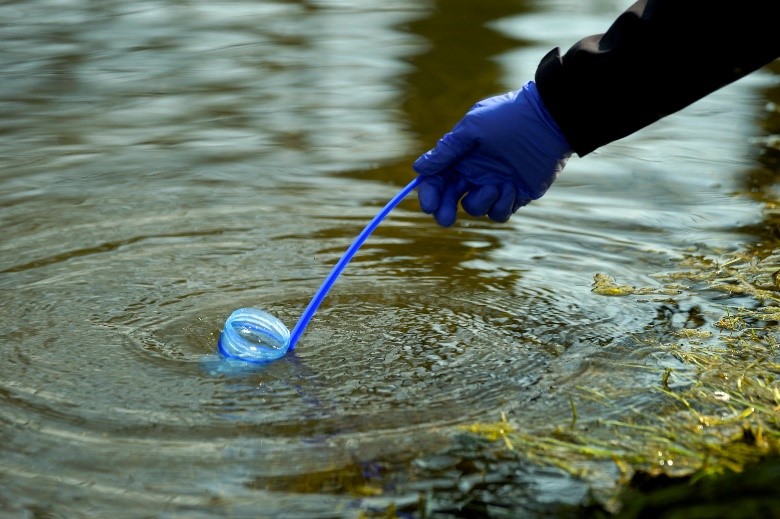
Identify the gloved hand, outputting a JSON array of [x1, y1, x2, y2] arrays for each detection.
[[412, 81, 572, 227]]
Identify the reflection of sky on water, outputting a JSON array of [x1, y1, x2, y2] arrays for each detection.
[[0, 1, 425, 182]]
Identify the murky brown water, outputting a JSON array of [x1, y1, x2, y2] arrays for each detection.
[[1, 0, 777, 516]]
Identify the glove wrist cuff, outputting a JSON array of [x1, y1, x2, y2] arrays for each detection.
[[524, 81, 572, 156]]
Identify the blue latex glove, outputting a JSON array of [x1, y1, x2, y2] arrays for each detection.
[[413, 81, 572, 226]]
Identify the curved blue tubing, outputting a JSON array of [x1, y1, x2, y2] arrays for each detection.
[[288, 176, 421, 350]]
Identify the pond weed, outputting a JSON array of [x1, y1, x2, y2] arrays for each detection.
[[459, 236, 780, 514]]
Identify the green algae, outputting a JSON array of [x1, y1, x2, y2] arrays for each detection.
[[461, 235, 780, 513]]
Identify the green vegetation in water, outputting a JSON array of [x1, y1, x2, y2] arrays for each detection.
[[459, 241, 780, 515], [353, 242, 780, 518], [356, 96, 780, 517]]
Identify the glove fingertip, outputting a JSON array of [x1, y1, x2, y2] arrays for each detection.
[[462, 184, 499, 217], [417, 181, 441, 214], [434, 176, 468, 227], [435, 205, 457, 227], [487, 184, 515, 223]]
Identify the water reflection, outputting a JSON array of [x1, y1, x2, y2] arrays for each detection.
[[0, 0, 776, 516]]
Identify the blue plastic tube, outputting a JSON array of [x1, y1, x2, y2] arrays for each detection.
[[287, 176, 421, 350]]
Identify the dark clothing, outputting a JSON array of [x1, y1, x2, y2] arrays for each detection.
[[535, 0, 780, 157]]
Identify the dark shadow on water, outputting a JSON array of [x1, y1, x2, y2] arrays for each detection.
[[322, 0, 533, 300], [401, 0, 531, 147]]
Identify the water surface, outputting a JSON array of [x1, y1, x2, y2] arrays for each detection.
[[1, 0, 777, 516]]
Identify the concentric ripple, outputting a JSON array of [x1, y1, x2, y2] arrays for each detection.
[[1, 0, 772, 515]]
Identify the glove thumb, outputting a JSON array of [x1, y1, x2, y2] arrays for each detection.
[[412, 131, 473, 177]]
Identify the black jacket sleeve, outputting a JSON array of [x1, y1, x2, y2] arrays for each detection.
[[535, 0, 780, 157]]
